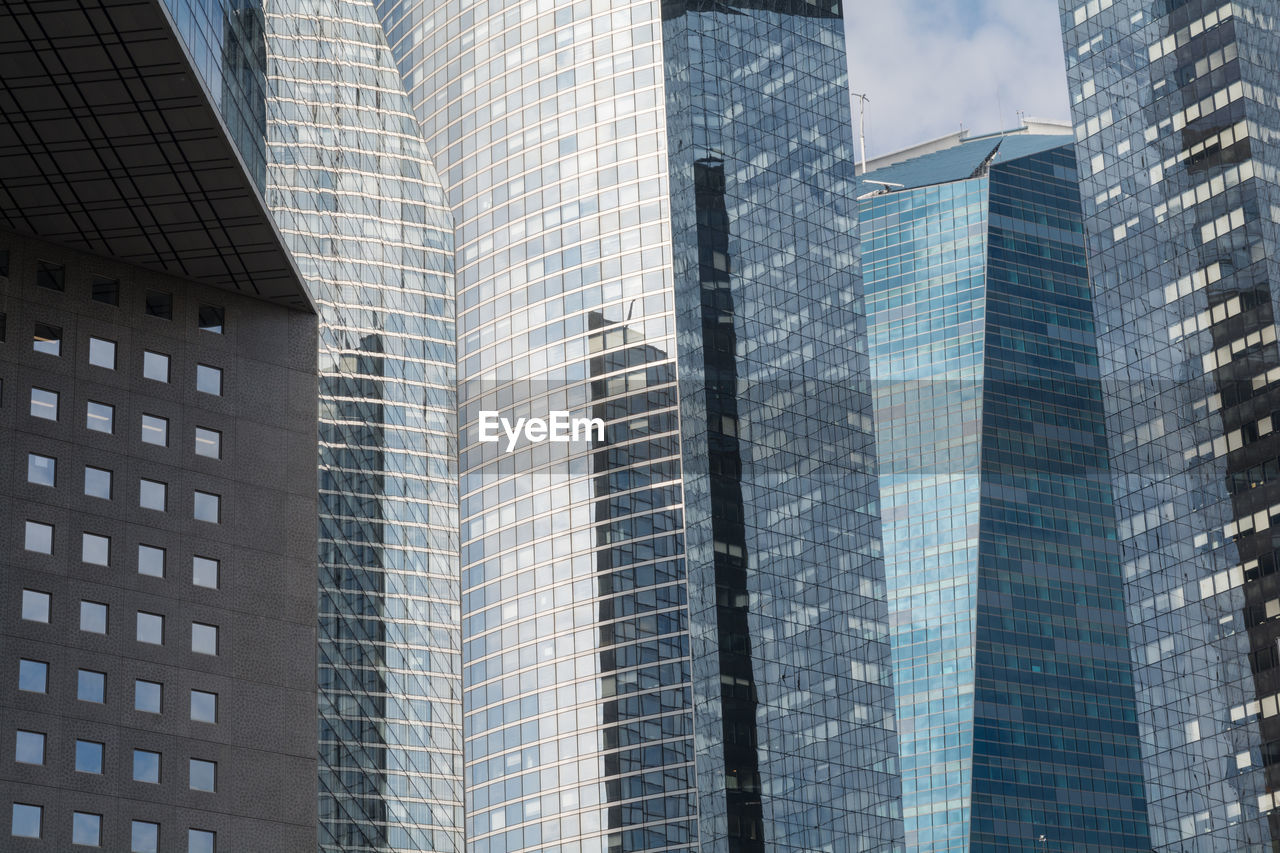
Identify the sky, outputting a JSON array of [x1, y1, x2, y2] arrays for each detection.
[[843, 0, 1072, 158]]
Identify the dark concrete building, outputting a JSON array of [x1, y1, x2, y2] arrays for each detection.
[[0, 1, 320, 850]]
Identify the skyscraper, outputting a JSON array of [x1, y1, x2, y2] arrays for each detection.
[[860, 125, 1150, 853], [375, 0, 902, 851], [1061, 2, 1280, 848], [263, 2, 461, 851], [0, 1, 319, 849]]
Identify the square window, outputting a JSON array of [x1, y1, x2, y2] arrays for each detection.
[[91, 275, 119, 306], [137, 612, 164, 645], [18, 660, 47, 693], [145, 290, 172, 319], [190, 690, 217, 724], [195, 427, 221, 459], [132, 820, 159, 853], [14, 730, 44, 765], [84, 466, 112, 500], [134, 680, 162, 713], [30, 387, 58, 420], [138, 544, 166, 578], [196, 364, 222, 396], [21, 589, 50, 623], [189, 759, 216, 792], [32, 322, 61, 356], [193, 491, 220, 523], [72, 811, 101, 846], [77, 669, 105, 703], [198, 305, 224, 334], [80, 601, 108, 634], [86, 400, 114, 433], [191, 623, 218, 656], [141, 414, 168, 446], [36, 260, 64, 291], [26, 453, 55, 486], [142, 351, 169, 383], [189, 828, 216, 853], [192, 556, 219, 589], [139, 479, 166, 512], [82, 533, 110, 566], [11, 803, 42, 838], [24, 521, 53, 554], [88, 337, 115, 369], [75, 740, 103, 774], [132, 749, 160, 783]]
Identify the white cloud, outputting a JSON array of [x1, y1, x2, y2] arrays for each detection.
[[843, 0, 1071, 158]]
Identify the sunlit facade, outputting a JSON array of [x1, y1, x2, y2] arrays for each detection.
[[1061, 1, 1280, 848], [375, 0, 901, 851], [160, 0, 462, 850], [861, 129, 1149, 853]]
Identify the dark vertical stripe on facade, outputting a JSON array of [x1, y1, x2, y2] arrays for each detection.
[[695, 158, 764, 851]]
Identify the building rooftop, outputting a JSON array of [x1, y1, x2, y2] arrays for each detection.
[[858, 119, 1074, 194]]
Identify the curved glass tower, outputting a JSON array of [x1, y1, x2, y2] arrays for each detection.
[[376, 1, 902, 851], [263, 1, 461, 851]]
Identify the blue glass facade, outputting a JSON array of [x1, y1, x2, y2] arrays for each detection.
[[375, 0, 901, 850], [261, 2, 461, 850], [862, 133, 1149, 852], [159, 0, 268, 187], [1061, 2, 1280, 848]]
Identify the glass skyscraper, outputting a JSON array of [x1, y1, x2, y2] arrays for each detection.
[[373, 0, 902, 851], [860, 128, 1149, 853], [1062, 2, 1280, 849], [159, 0, 463, 849]]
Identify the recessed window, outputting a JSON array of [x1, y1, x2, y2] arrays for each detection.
[[196, 364, 222, 396], [24, 520, 53, 554], [84, 466, 113, 500], [36, 260, 64, 291], [14, 730, 44, 765], [190, 690, 217, 724], [0, 311, 6, 341], [72, 811, 101, 846], [191, 623, 218, 656], [189, 828, 216, 853], [132, 749, 161, 783], [145, 290, 172, 319], [142, 350, 169, 382], [194, 427, 221, 459], [137, 612, 164, 645], [141, 414, 168, 446], [91, 275, 119, 306], [88, 336, 115, 369], [29, 387, 58, 420], [134, 679, 162, 713], [82, 532, 110, 566], [33, 323, 61, 356], [189, 759, 216, 792], [77, 669, 105, 703], [26, 453, 55, 486], [18, 660, 47, 693], [86, 400, 114, 433], [11, 803, 42, 838], [80, 601, 108, 634], [192, 555, 219, 589], [0, 248, 8, 277], [75, 740, 103, 774], [193, 490, 220, 523], [132, 820, 160, 853], [198, 305, 224, 334], [21, 589, 50, 623], [138, 544, 166, 578], [139, 479, 166, 511]]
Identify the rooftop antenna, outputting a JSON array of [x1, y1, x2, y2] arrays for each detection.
[[851, 92, 870, 175], [1016, 108, 1027, 128]]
